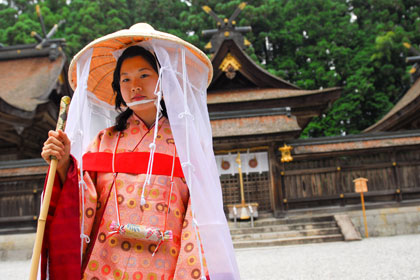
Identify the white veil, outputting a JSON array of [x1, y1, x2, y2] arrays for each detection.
[[65, 39, 240, 280]]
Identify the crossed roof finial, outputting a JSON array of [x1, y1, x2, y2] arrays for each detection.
[[202, 2, 252, 53], [31, 5, 65, 50], [404, 43, 420, 82]]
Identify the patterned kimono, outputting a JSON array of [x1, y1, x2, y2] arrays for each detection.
[[42, 114, 207, 280]]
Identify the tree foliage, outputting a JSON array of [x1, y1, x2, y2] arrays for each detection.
[[1, 0, 419, 137]]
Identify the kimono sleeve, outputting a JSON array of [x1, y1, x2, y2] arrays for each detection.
[[39, 130, 105, 279], [40, 155, 81, 280], [173, 198, 210, 280]]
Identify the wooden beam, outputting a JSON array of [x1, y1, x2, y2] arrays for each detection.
[[290, 144, 420, 161], [282, 160, 420, 176], [213, 131, 301, 150], [0, 131, 21, 145]]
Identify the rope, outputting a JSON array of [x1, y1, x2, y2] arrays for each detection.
[[106, 132, 123, 238], [180, 47, 205, 280], [112, 132, 122, 227], [78, 129, 90, 261], [192, 210, 206, 280], [140, 67, 165, 206], [152, 144, 177, 257]]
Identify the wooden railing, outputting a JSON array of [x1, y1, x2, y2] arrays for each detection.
[[1, 133, 420, 233], [279, 141, 420, 210], [0, 159, 46, 234]]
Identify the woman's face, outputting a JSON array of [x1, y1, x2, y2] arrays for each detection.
[[119, 55, 159, 119]]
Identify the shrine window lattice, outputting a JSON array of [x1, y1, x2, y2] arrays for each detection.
[[220, 172, 271, 213]]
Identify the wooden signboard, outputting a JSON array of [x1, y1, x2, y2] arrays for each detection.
[[353, 177, 369, 238], [353, 177, 368, 193]]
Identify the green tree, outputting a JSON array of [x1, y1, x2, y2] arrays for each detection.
[[0, 0, 419, 137], [304, 0, 419, 136]]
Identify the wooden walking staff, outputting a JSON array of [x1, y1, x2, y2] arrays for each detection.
[[29, 96, 71, 280]]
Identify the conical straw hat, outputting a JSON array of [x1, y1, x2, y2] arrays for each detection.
[[68, 23, 213, 106]]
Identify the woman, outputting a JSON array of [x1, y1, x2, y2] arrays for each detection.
[[40, 23, 239, 280]]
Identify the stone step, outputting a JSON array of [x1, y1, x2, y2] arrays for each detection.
[[228, 215, 335, 228], [233, 234, 344, 249], [231, 227, 341, 241], [230, 221, 337, 235], [0, 227, 35, 235]]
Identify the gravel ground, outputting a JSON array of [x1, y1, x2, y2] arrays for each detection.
[[236, 234, 420, 280], [2, 234, 420, 279]]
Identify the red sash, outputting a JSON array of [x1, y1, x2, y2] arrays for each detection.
[[83, 152, 184, 177]]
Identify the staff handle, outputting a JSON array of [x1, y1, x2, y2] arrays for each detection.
[[29, 96, 71, 280]]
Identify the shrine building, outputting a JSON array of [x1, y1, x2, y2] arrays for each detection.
[[1, 5, 420, 233]]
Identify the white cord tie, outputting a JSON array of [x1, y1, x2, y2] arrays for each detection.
[[149, 143, 156, 151], [181, 161, 195, 172], [126, 99, 154, 106], [78, 179, 87, 190], [192, 211, 206, 280], [80, 233, 90, 243], [193, 218, 199, 227], [140, 194, 147, 206], [178, 111, 194, 120]]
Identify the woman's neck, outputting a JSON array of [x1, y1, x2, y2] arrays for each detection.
[[133, 108, 160, 129]]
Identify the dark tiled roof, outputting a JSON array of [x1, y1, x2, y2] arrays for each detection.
[[211, 115, 300, 137], [207, 87, 341, 104], [0, 55, 65, 112], [365, 77, 420, 132], [290, 130, 420, 154]]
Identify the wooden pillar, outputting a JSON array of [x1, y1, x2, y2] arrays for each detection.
[[391, 149, 402, 202], [268, 143, 284, 217], [280, 165, 287, 212], [336, 157, 345, 206]]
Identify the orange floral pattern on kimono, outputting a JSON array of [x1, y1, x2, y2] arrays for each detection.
[[80, 114, 207, 280]]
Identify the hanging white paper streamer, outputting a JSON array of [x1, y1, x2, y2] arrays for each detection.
[[216, 152, 269, 176]]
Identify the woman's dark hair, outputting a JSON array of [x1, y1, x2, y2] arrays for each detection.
[[112, 46, 168, 131]]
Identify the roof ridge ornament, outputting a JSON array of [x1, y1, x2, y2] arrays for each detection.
[[31, 5, 66, 52], [403, 42, 420, 82], [219, 53, 241, 79], [202, 2, 252, 53]]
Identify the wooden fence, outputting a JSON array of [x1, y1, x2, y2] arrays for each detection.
[[0, 159, 46, 234], [279, 140, 420, 210], [1, 133, 420, 233]]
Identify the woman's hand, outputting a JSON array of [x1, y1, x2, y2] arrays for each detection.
[[41, 130, 71, 183]]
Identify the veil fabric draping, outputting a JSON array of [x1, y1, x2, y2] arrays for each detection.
[[65, 38, 240, 279]]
